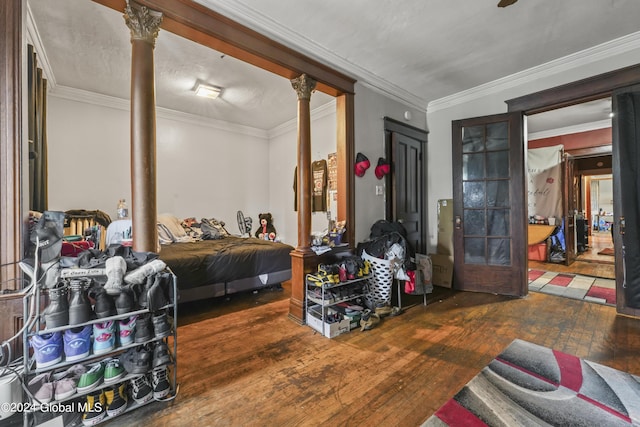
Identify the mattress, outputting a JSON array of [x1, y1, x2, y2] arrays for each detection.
[[158, 236, 293, 290]]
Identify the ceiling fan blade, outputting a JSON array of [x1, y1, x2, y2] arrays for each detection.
[[498, 0, 518, 7]]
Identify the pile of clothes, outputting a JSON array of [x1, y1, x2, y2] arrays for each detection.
[[357, 219, 415, 280]]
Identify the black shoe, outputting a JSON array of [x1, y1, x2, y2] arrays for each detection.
[[82, 389, 106, 425], [147, 273, 170, 311], [152, 367, 171, 399], [134, 314, 153, 343], [89, 286, 116, 319], [115, 289, 134, 314], [105, 382, 128, 417], [130, 374, 153, 404], [151, 311, 171, 339], [119, 345, 152, 375], [68, 278, 93, 325], [153, 341, 171, 368], [133, 275, 154, 309], [43, 281, 69, 328], [344, 258, 358, 280]]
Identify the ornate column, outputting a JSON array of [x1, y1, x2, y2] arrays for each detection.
[[124, 2, 162, 253], [291, 74, 316, 253], [289, 74, 316, 324]]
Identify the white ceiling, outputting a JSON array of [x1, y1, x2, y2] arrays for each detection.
[[28, 0, 640, 133]]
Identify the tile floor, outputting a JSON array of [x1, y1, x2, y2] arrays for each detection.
[[528, 269, 616, 306]]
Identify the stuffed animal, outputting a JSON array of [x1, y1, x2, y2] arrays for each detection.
[[255, 212, 277, 241]]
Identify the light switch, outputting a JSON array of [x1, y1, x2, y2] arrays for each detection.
[[376, 185, 384, 196]]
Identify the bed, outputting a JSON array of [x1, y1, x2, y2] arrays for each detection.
[[153, 214, 293, 303], [159, 236, 293, 302]]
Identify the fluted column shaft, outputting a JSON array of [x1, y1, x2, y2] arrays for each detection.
[[289, 74, 316, 324], [124, 2, 162, 253]]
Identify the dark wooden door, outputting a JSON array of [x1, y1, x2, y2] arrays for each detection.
[[563, 155, 577, 265], [452, 112, 527, 296], [384, 117, 428, 254], [612, 84, 640, 316], [392, 132, 423, 253]]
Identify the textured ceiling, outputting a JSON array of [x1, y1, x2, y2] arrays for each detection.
[[28, 0, 640, 132], [27, 0, 333, 131]]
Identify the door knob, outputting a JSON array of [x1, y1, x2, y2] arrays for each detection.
[[455, 216, 462, 230], [397, 219, 404, 224]]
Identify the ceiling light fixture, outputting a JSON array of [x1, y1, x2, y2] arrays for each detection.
[[194, 81, 222, 99]]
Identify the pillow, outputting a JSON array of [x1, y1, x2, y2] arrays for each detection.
[[157, 214, 192, 245]]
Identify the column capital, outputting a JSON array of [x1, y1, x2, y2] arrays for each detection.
[[291, 74, 317, 100], [124, 1, 163, 47]]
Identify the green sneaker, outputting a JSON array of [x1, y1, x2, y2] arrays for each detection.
[[77, 362, 104, 393], [103, 358, 126, 385]]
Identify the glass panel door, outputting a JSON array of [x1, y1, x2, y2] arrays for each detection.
[[452, 112, 527, 297]]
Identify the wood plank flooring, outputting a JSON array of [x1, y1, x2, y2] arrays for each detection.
[[105, 282, 640, 427]]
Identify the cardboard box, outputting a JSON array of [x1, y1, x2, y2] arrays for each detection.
[[438, 199, 454, 234], [343, 312, 362, 330], [528, 243, 547, 261], [437, 200, 454, 255], [429, 253, 453, 288], [306, 307, 351, 338]]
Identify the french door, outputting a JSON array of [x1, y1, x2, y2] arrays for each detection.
[[452, 112, 527, 296]]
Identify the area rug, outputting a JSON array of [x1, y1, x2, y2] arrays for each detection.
[[599, 247, 615, 256], [422, 339, 640, 426], [528, 269, 616, 305]]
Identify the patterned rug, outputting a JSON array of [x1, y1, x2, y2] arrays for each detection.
[[528, 269, 616, 306], [423, 339, 640, 426]]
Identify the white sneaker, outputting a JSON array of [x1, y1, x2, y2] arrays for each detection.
[[104, 256, 127, 295], [124, 259, 166, 285]]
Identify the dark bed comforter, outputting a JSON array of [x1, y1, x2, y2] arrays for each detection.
[[158, 236, 293, 290]]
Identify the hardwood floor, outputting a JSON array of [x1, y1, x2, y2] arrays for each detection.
[[104, 281, 640, 427]]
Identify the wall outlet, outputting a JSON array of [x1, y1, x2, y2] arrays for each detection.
[[375, 185, 384, 196]]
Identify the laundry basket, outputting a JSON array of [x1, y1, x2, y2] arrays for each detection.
[[362, 250, 394, 309]]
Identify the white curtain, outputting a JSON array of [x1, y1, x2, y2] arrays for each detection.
[[527, 145, 563, 219]]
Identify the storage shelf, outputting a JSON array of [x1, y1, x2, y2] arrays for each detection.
[[305, 274, 371, 290], [305, 268, 369, 339], [22, 268, 179, 427], [32, 303, 174, 336], [306, 292, 363, 307], [29, 367, 172, 405], [30, 334, 172, 375]]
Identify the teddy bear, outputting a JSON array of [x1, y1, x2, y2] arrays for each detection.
[[255, 212, 277, 241]]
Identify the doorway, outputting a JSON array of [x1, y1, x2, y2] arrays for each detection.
[[384, 117, 428, 254], [525, 102, 615, 305]]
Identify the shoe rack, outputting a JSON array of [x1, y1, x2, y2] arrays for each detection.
[[305, 260, 371, 339], [20, 269, 179, 426]]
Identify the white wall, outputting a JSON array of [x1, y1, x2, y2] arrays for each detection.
[[425, 43, 640, 252], [47, 96, 270, 231], [268, 101, 337, 246], [353, 82, 427, 244]]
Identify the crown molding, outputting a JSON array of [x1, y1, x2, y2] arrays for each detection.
[[49, 85, 270, 139], [528, 119, 611, 141], [25, 3, 56, 87], [427, 31, 640, 114], [196, 0, 427, 111], [268, 99, 337, 139]]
